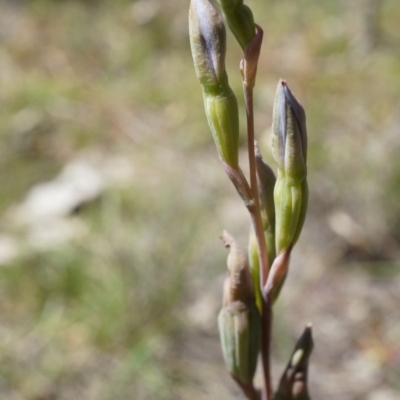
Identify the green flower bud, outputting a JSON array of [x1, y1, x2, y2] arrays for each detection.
[[218, 301, 260, 384], [217, 0, 256, 50], [219, 231, 260, 384], [272, 80, 307, 184], [271, 80, 308, 254], [189, 0, 240, 169]]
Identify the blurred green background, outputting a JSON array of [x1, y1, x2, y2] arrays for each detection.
[[0, 0, 399, 399]]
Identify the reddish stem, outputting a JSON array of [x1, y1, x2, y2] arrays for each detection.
[[243, 82, 272, 400]]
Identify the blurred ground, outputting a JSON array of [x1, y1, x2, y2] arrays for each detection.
[[0, 0, 399, 399]]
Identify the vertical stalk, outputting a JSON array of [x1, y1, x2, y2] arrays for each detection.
[[243, 83, 272, 400], [261, 298, 272, 400], [243, 86, 269, 289]]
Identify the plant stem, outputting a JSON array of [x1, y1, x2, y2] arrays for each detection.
[[243, 82, 272, 400], [261, 298, 273, 400], [243, 85, 270, 288]]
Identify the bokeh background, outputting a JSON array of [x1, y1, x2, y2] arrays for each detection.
[[0, 0, 399, 399]]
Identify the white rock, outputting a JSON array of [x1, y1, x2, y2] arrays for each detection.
[[12, 160, 105, 225]]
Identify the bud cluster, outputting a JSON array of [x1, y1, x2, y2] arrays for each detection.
[[188, 0, 312, 398]]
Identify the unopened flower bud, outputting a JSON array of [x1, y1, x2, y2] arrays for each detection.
[[218, 301, 260, 384], [274, 325, 313, 400], [189, 0, 227, 92], [217, 0, 256, 50], [189, 0, 240, 169], [272, 80, 307, 184], [271, 80, 308, 254], [219, 231, 260, 384]]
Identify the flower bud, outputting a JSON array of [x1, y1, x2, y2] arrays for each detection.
[[189, 0, 227, 92], [271, 80, 308, 254], [189, 0, 240, 169], [218, 301, 261, 384], [271, 80, 307, 185], [219, 231, 260, 384], [274, 325, 313, 400], [217, 0, 256, 50]]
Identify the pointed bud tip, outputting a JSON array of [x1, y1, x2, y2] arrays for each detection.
[[303, 324, 314, 348], [277, 79, 305, 119], [295, 324, 314, 362], [303, 323, 313, 338]]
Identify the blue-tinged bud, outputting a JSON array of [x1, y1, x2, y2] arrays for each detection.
[[189, 0, 240, 169], [189, 0, 227, 93], [272, 80, 307, 184], [271, 80, 308, 256]]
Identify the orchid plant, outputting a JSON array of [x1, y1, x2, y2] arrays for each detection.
[[189, 1, 314, 399]]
